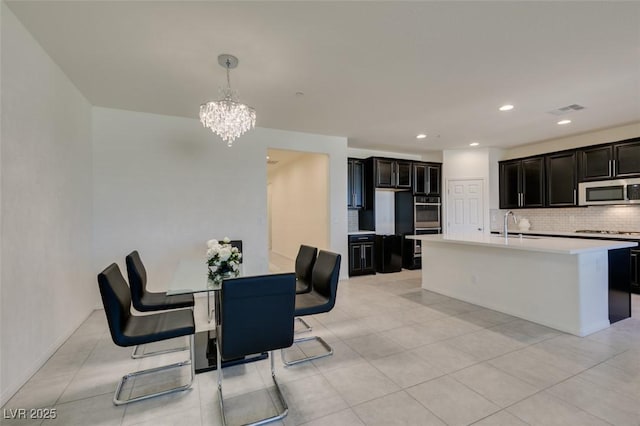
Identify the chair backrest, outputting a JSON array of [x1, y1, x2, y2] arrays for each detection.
[[97, 263, 132, 347], [295, 245, 318, 283], [217, 273, 296, 360], [219, 239, 243, 264], [310, 251, 341, 305], [125, 250, 147, 309]]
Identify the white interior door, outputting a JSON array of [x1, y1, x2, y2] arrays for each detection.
[[447, 179, 484, 234]]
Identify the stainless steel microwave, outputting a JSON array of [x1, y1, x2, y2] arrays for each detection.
[[578, 178, 640, 205]]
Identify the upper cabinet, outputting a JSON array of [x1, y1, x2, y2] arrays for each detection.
[[546, 151, 578, 207], [374, 158, 412, 189], [347, 158, 365, 209], [499, 157, 545, 209], [578, 138, 640, 181], [413, 162, 441, 196]]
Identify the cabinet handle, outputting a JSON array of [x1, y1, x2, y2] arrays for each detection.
[[573, 189, 577, 204], [609, 160, 612, 177], [612, 159, 616, 176]]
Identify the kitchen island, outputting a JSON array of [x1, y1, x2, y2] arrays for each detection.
[[408, 234, 637, 336]]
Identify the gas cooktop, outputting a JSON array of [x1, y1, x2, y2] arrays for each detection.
[[575, 230, 640, 236]]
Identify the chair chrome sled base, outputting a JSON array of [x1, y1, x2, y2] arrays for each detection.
[[114, 335, 195, 405], [131, 339, 189, 359], [294, 317, 312, 334], [217, 349, 289, 426], [281, 335, 333, 366]]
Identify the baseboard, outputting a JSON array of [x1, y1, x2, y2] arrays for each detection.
[[0, 308, 95, 407]]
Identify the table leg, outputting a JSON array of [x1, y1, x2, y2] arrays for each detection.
[[193, 330, 267, 374]]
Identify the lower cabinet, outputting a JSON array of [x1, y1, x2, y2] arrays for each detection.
[[348, 234, 375, 276]]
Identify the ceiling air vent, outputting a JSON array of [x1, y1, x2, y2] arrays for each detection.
[[548, 104, 586, 116]]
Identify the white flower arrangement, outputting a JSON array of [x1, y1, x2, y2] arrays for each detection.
[[207, 237, 242, 283]]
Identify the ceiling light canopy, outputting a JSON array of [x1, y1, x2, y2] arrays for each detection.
[[499, 104, 514, 111], [200, 54, 256, 147]]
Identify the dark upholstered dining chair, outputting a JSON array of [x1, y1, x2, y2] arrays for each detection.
[[295, 245, 317, 294], [216, 272, 296, 426], [293, 245, 318, 334], [97, 263, 195, 406], [281, 250, 341, 366], [125, 250, 194, 358]]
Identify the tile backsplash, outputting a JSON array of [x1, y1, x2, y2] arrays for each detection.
[[492, 205, 640, 232]]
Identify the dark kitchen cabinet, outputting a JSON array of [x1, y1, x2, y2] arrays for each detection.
[[546, 151, 578, 206], [348, 158, 365, 209], [413, 162, 441, 195], [614, 139, 640, 177], [499, 157, 545, 209], [348, 234, 375, 276], [579, 138, 640, 181], [579, 145, 613, 181], [374, 158, 412, 189]]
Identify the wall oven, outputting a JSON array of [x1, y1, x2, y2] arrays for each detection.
[[579, 178, 640, 206], [415, 196, 441, 228], [405, 196, 441, 269]]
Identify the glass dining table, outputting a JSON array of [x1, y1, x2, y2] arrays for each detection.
[[166, 259, 268, 374]]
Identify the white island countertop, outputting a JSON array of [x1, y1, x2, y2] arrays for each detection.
[[408, 233, 637, 255]]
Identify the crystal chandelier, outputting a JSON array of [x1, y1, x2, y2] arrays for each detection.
[[200, 54, 256, 147]]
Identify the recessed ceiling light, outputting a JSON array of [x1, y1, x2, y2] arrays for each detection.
[[266, 155, 270, 160], [557, 119, 572, 125], [499, 104, 514, 111], [416, 134, 427, 139], [469, 142, 480, 147]]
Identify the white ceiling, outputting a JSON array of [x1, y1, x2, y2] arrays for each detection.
[[7, 1, 640, 153]]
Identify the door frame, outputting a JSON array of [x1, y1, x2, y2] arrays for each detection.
[[444, 177, 486, 235]]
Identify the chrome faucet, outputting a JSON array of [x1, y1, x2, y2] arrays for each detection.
[[503, 210, 517, 241]]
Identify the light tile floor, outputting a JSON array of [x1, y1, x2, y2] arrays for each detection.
[[3, 269, 640, 426]]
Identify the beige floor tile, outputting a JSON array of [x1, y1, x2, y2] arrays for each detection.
[[507, 392, 611, 426], [310, 341, 366, 374], [406, 376, 499, 426], [471, 410, 530, 425], [451, 363, 538, 407], [488, 348, 573, 390], [49, 393, 125, 426], [353, 391, 445, 425], [578, 360, 640, 399], [547, 375, 640, 426], [279, 374, 348, 425], [323, 362, 401, 406], [454, 308, 517, 328], [298, 408, 364, 426], [344, 332, 405, 361], [445, 328, 525, 361], [410, 341, 479, 374], [371, 351, 444, 388], [380, 324, 445, 349]]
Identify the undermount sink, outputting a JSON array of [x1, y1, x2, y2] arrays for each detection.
[[508, 234, 541, 240]]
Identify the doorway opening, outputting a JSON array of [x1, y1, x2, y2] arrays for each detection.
[[267, 149, 329, 272]]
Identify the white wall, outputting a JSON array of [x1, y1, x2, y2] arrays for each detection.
[[504, 122, 640, 159], [1, 4, 94, 405], [270, 153, 329, 259], [92, 107, 348, 288]]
